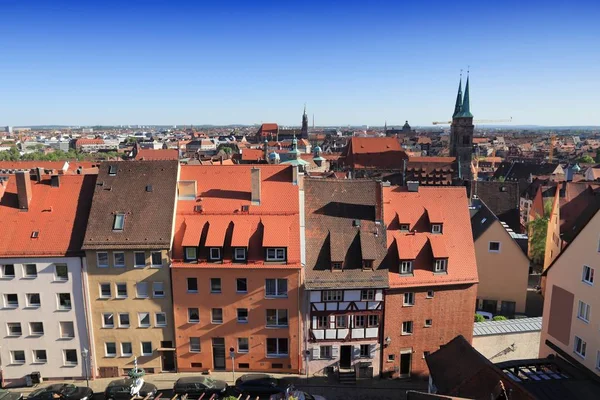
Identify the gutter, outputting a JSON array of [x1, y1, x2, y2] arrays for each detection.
[[80, 255, 95, 380]]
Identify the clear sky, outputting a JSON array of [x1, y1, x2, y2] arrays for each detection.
[[1, 0, 599, 127]]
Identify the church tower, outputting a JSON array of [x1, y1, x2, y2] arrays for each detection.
[[301, 105, 309, 139], [450, 74, 474, 182]]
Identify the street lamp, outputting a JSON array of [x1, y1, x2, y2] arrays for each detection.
[[81, 348, 89, 388]]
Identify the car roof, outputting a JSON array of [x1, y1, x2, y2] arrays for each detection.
[[107, 379, 131, 387], [238, 374, 273, 382], [176, 376, 208, 384]]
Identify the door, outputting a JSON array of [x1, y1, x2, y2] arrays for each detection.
[[340, 345, 352, 369], [482, 300, 497, 314], [160, 341, 176, 371], [399, 352, 411, 377], [212, 338, 226, 370]]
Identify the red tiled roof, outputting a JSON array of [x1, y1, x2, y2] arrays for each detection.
[[426, 206, 444, 223], [76, 138, 104, 145], [392, 232, 425, 260], [134, 149, 179, 161], [342, 137, 408, 169], [241, 148, 265, 161], [231, 220, 251, 247], [262, 217, 290, 247], [0, 174, 96, 257], [384, 186, 478, 288], [205, 220, 230, 247], [182, 218, 205, 247], [0, 161, 98, 174]]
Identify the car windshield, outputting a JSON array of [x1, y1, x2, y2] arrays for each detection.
[[199, 377, 217, 388], [0, 390, 10, 400], [59, 385, 78, 395]]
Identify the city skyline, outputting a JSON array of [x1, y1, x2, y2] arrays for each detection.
[[1, 0, 599, 126]]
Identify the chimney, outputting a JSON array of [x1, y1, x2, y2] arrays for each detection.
[[407, 181, 419, 192], [36, 167, 44, 182], [251, 167, 261, 205], [50, 175, 60, 188], [16, 171, 32, 210]]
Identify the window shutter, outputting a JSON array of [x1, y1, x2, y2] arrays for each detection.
[[353, 345, 360, 359], [311, 347, 320, 360], [369, 344, 376, 359], [332, 345, 339, 359]]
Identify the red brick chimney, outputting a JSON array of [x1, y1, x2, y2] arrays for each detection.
[[16, 171, 32, 211]]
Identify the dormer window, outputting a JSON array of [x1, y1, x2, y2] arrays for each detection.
[[266, 248, 286, 262], [185, 247, 197, 261], [434, 258, 447, 273], [362, 260, 373, 270], [431, 224, 442, 234], [113, 213, 125, 231], [234, 248, 247, 262], [399, 224, 410, 232], [332, 262, 343, 271], [209, 248, 221, 261], [400, 260, 413, 275]]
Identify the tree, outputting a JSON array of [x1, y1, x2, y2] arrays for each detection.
[[527, 199, 553, 266], [492, 315, 508, 321], [578, 155, 594, 164], [474, 314, 485, 322]]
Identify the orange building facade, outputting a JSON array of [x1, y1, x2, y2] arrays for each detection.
[[171, 165, 302, 374]]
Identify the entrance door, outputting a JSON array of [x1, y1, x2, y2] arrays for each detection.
[[160, 341, 176, 371], [212, 338, 226, 370], [399, 352, 411, 377], [340, 345, 352, 369]]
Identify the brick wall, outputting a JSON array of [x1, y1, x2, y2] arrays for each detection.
[[382, 283, 477, 378]]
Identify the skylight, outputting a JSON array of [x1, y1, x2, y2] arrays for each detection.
[[113, 214, 125, 231], [108, 165, 117, 176]]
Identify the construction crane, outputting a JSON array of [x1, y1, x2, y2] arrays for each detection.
[[431, 117, 513, 125], [549, 134, 557, 163]]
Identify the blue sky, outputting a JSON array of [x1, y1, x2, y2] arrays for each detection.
[[1, 0, 599, 126]]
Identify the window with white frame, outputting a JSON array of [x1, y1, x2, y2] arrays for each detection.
[[97, 252, 109, 268], [237, 308, 249, 323], [320, 345, 332, 359], [141, 342, 153, 356], [316, 315, 328, 328], [266, 248, 286, 261], [187, 277, 198, 293], [266, 338, 288, 357], [577, 301, 591, 323], [64, 349, 78, 365], [136, 282, 149, 298], [113, 213, 125, 231], [114, 252, 125, 268], [11, 350, 25, 364], [323, 290, 343, 302], [33, 349, 47, 363], [354, 315, 365, 328], [4, 293, 18, 308], [425, 319, 433, 327], [99, 283, 111, 298], [209, 248, 221, 261], [23, 264, 37, 278], [118, 313, 130, 328], [153, 282, 165, 297], [400, 260, 413, 274], [266, 309, 288, 327], [138, 312, 151, 328], [185, 247, 197, 261], [7, 322, 22, 336], [151, 251, 162, 267], [400, 224, 410, 232], [188, 308, 200, 323], [583, 265, 594, 285], [238, 338, 249, 353], [360, 344, 370, 358], [336, 315, 347, 328], [57, 293, 71, 310], [134, 252, 146, 268], [155, 312, 167, 327], [426, 290, 435, 298], [368, 314, 379, 327], [105, 342, 117, 357], [431, 224, 442, 234], [30, 322, 44, 336], [55, 264, 68, 281], [332, 261, 343, 270], [102, 313, 114, 328], [211, 308, 223, 324], [403, 292, 415, 306], [234, 248, 247, 261], [189, 337, 201, 353], [574, 336, 587, 358], [265, 278, 288, 297], [121, 342, 133, 357], [1, 264, 15, 278], [116, 283, 127, 298], [488, 241, 501, 252], [27, 293, 41, 307], [434, 259, 447, 273], [210, 278, 222, 293], [402, 321, 413, 335], [59, 321, 75, 338], [361, 289, 375, 301]]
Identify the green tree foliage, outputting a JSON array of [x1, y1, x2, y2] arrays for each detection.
[[578, 155, 594, 164], [527, 199, 553, 266], [0, 146, 124, 162], [492, 315, 508, 321], [474, 314, 485, 322]]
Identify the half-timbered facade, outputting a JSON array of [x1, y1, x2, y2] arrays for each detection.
[[304, 179, 389, 379]]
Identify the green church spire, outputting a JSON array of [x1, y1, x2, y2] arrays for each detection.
[[459, 75, 473, 118], [453, 76, 463, 118]]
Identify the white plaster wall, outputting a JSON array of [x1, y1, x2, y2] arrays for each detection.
[[473, 331, 541, 363], [0, 257, 90, 383], [306, 341, 381, 377]]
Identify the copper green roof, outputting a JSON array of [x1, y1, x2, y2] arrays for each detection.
[[453, 77, 463, 118], [457, 76, 473, 118]]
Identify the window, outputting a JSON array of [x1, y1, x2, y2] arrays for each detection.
[[136, 282, 149, 298], [97, 252, 109, 268], [114, 252, 125, 268], [323, 290, 343, 302], [266, 309, 288, 327], [187, 277, 198, 293], [368, 315, 379, 327], [100, 283, 112, 298], [11, 350, 25, 364], [336, 315, 347, 328], [118, 313, 130, 328], [105, 342, 117, 357], [423, 351, 431, 359], [426, 290, 435, 299], [237, 308, 249, 323], [267, 338, 289, 357], [7, 322, 22, 336], [360, 344, 370, 358], [400, 224, 410, 232], [210, 278, 222, 293], [320, 345, 332, 359], [500, 301, 516, 316], [24, 264, 37, 278], [155, 312, 167, 327], [209, 248, 221, 261], [102, 313, 114, 328], [139, 312, 151, 328], [134, 252, 146, 268], [387, 354, 395, 362], [238, 363, 249, 369], [188, 308, 200, 323], [402, 321, 413, 335], [265, 279, 288, 297], [141, 342, 153, 356], [238, 338, 250, 353], [488, 242, 501, 252], [574, 336, 587, 358], [57, 293, 71, 310], [4, 294, 18, 308], [578, 301, 591, 323], [27, 293, 41, 307], [33, 350, 47, 363], [177, 180, 196, 200], [234, 248, 246, 261], [266, 248, 286, 261], [403, 292, 415, 306], [425, 319, 432, 327], [316, 315, 328, 329], [190, 337, 201, 353], [113, 213, 125, 231], [332, 262, 343, 270], [108, 165, 117, 176], [355, 315, 365, 328], [30, 322, 44, 336], [211, 308, 223, 324], [431, 224, 442, 234], [434, 259, 447, 273], [1, 264, 15, 278], [362, 260, 373, 270], [583, 265, 594, 285], [121, 342, 133, 357], [361, 290, 375, 301], [237, 278, 248, 293], [64, 349, 78, 365], [185, 247, 197, 261], [116, 283, 127, 298], [400, 260, 413, 274], [153, 282, 165, 297], [59, 321, 75, 338], [151, 251, 163, 267], [55, 264, 68, 281]]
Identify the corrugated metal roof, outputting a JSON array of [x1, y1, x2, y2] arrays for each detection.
[[473, 317, 542, 336]]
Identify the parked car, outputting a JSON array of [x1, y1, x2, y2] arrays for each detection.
[[172, 376, 227, 399], [104, 379, 157, 400], [234, 374, 288, 398], [476, 311, 493, 320], [0, 389, 23, 400], [27, 384, 92, 400]]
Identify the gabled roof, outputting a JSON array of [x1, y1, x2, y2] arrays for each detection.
[[470, 198, 497, 241], [134, 149, 179, 161], [82, 161, 178, 250], [471, 181, 520, 232], [493, 162, 561, 181], [341, 137, 408, 170], [0, 174, 96, 257]]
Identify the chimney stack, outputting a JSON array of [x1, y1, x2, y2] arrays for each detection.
[[50, 175, 60, 188], [251, 167, 261, 205], [407, 181, 419, 192], [292, 165, 299, 186], [16, 171, 32, 211]]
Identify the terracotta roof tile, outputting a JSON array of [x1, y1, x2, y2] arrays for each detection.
[[205, 220, 230, 247], [134, 149, 179, 160], [182, 218, 205, 247], [428, 235, 449, 258], [392, 232, 426, 260], [231, 220, 252, 247], [241, 148, 265, 161], [342, 137, 408, 170], [262, 217, 290, 247]]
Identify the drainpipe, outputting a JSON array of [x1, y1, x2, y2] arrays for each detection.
[[80, 255, 95, 380]]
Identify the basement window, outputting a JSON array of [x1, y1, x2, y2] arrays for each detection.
[[113, 213, 125, 231]]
